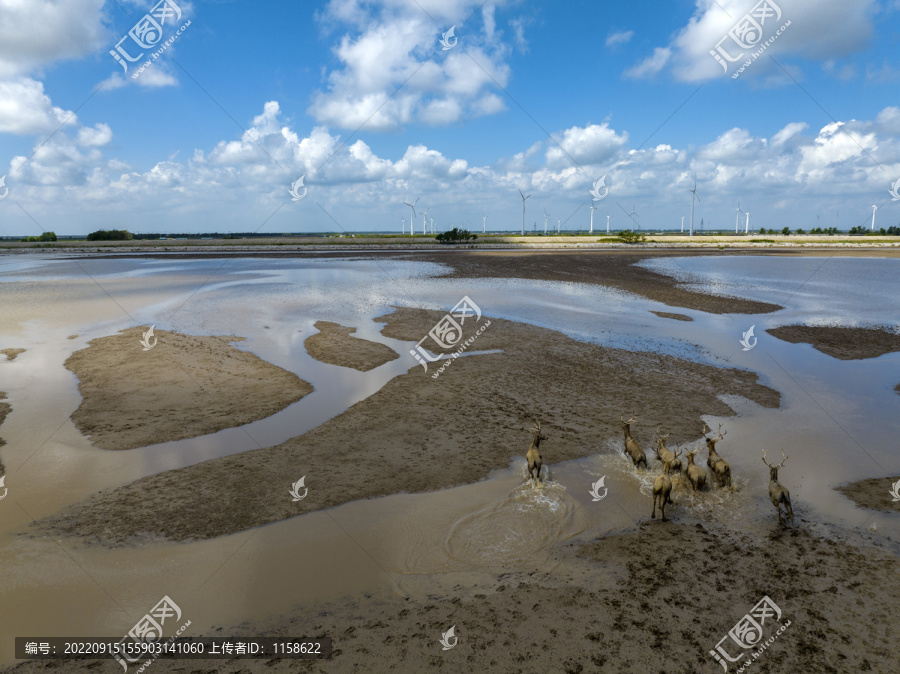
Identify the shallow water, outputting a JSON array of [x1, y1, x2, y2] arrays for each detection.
[[0, 253, 898, 664]]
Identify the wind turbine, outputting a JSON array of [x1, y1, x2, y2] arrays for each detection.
[[745, 210, 750, 234], [543, 209, 549, 235], [557, 218, 561, 234], [607, 214, 611, 234], [430, 216, 435, 234], [681, 215, 684, 233], [871, 204, 878, 231], [482, 213, 486, 234], [618, 201, 638, 230], [401, 217, 406, 234], [518, 189, 531, 236], [689, 177, 700, 237], [589, 202, 595, 234], [402, 197, 419, 237], [735, 201, 743, 234], [420, 206, 430, 235]]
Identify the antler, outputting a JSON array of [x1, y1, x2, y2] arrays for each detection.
[[775, 449, 788, 468], [714, 423, 727, 441], [621, 412, 638, 425], [673, 444, 682, 458], [703, 423, 726, 441], [530, 418, 542, 432], [655, 426, 670, 441]]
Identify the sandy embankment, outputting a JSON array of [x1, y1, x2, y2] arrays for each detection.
[[767, 324, 900, 360], [65, 327, 312, 451], [304, 320, 399, 371], [650, 310, 693, 321], [0, 349, 25, 361], [36, 308, 779, 544], [838, 477, 900, 513]]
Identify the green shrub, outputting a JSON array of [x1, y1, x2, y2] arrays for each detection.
[[617, 230, 646, 243], [435, 228, 477, 244], [86, 229, 133, 241]]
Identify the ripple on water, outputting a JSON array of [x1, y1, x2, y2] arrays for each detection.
[[445, 463, 573, 567]]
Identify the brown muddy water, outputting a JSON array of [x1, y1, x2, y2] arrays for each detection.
[[0, 254, 898, 665]]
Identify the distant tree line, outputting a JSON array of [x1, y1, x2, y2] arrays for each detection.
[[20, 231, 57, 242]]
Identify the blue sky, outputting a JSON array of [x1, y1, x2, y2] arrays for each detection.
[[1, 0, 899, 235]]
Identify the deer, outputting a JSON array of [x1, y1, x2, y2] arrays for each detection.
[[651, 473, 675, 521], [620, 413, 648, 470], [664, 445, 683, 475], [762, 450, 794, 526], [703, 423, 732, 488], [526, 419, 546, 486], [654, 427, 681, 474], [685, 450, 707, 491]]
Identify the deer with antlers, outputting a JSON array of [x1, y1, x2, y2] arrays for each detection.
[[654, 427, 682, 474], [703, 423, 732, 488], [685, 450, 707, 491], [526, 419, 546, 486], [651, 473, 675, 521], [665, 445, 684, 475], [762, 450, 794, 526], [620, 413, 648, 470]]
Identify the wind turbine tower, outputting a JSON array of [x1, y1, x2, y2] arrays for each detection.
[[401, 217, 405, 234], [557, 218, 561, 234], [402, 197, 419, 237], [519, 189, 531, 236], [871, 204, 878, 231], [628, 203, 638, 230], [735, 201, 743, 234], [607, 214, 610, 234], [420, 207, 429, 235], [745, 210, 750, 234], [482, 213, 486, 234], [590, 202, 595, 234], [689, 178, 700, 237], [544, 209, 549, 235], [681, 215, 684, 233]]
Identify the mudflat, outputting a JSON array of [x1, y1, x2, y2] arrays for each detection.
[[35, 308, 778, 544], [304, 320, 399, 371], [65, 326, 312, 451]]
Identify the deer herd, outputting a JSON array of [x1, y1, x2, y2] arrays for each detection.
[[524, 415, 795, 527]]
